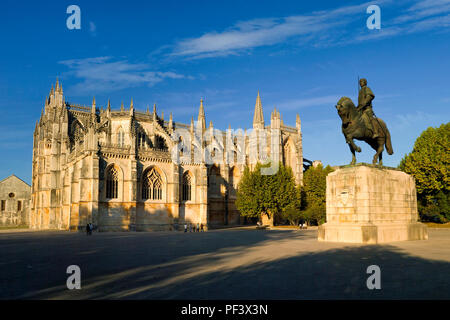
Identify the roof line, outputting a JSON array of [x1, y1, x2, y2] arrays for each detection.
[[0, 174, 31, 187]]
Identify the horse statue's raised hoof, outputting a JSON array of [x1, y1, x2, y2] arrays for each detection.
[[356, 146, 361, 153]]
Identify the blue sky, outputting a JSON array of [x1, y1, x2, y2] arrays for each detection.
[[0, 0, 449, 183]]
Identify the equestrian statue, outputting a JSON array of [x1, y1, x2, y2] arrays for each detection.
[[335, 78, 393, 165]]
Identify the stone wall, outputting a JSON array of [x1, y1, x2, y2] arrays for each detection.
[[0, 175, 31, 227], [318, 164, 428, 243], [30, 81, 304, 231]]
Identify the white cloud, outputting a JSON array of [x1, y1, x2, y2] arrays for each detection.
[[168, 0, 450, 59], [59, 57, 190, 94], [169, 1, 389, 58]]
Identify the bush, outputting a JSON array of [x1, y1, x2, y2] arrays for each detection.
[[281, 204, 303, 226], [419, 203, 446, 223], [303, 203, 326, 226]]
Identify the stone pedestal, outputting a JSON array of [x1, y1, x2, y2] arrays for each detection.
[[318, 164, 427, 244]]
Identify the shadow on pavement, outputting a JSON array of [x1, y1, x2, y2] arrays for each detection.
[[0, 230, 449, 299]]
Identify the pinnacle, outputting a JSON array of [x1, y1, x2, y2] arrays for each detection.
[[253, 90, 264, 126]]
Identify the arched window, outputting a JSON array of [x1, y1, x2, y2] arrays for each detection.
[[182, 172, 192, 201], [117, 128, 125, 147], [138, 131, 147, 148], [142, 168, 163, 200], [72, 122, 84, 143], [284, 140, 296, 171], [106, 166, 119, 199]]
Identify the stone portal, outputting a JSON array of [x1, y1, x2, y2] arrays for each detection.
[[318, 164, 427, 244]]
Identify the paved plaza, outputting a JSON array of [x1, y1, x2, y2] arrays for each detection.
[[0, 228, 449, 299]]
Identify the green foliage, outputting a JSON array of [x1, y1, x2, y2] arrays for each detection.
[[236, 162, 300, 223], [301, 164, 334, 209], [418, 191, 450, 223], [302, 203, 326, 226], [399, 123, 450, 222], [280, 194, 302, 225], [299, 164, 333, 225], [235, 166, 262, 218]]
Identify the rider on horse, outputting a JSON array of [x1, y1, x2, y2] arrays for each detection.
[[357, 78, 379, 139]]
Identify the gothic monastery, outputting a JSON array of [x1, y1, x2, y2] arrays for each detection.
[[30, 80, 303, 231]]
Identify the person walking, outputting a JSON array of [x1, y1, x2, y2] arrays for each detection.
[[184, 223, 187, 233], [200, 223, 204, 232], [196, 223, 200, 232], [86, 223, 90, 236]]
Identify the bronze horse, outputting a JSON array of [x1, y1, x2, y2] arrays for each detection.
[[336, 97, 393, 165]]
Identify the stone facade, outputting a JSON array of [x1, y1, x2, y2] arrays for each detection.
[[30, 81, 303, 231], [0, 175, 30, 227], [318, 164, 428, 243]]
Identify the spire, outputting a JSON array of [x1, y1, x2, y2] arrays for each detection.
[[153, 103, 157, 121], [272, 106, 279, 119], [169, 112, 173, 131], [107, 99, 111, 112], [92, 97, 96, 113], [190, 116, 194, 133], [120, 101, 124, 112], [161, 111, 164, 121], [253, 90, 264, 129], [296, 113, 301, 132], [146, 105, 150, 114], [129, 98, 134, 116], [197, 98, 206, 132]]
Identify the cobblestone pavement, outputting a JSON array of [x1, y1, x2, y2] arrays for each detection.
[[0, 228, 449, 299]]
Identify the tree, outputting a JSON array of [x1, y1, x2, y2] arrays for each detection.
[[301, 164, 334, 225], [236, 162, 300, 224], [399, 123, 450, 222], [280, 186, 302, 225], [235, 166, 263, 219]]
